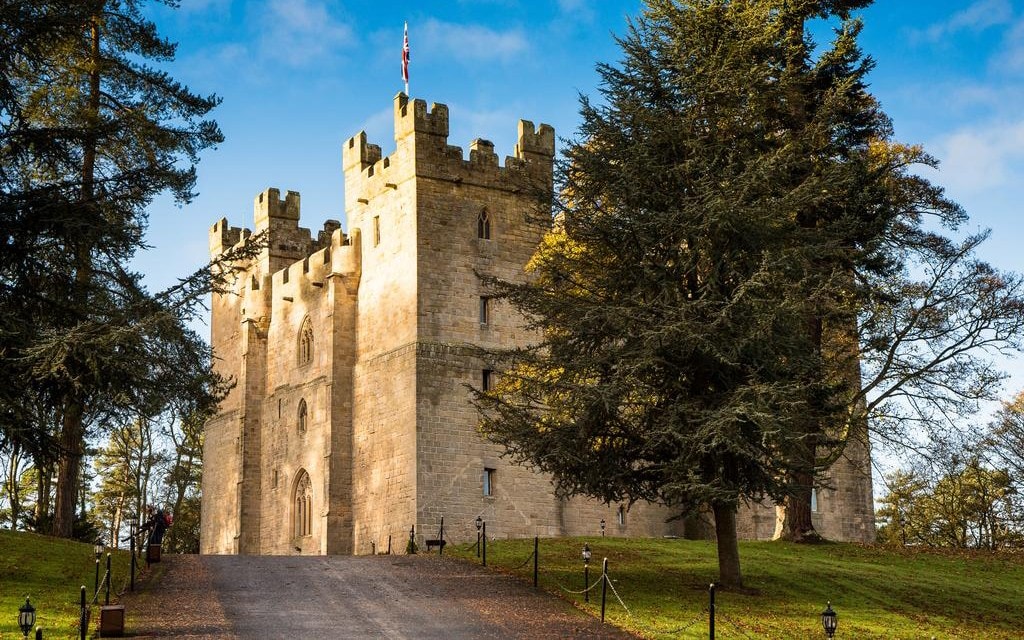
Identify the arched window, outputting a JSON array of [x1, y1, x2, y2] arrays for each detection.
[[477, 208, 491, 240], [298, 317, 314, 366], [294, 470, 312, 537], [297, 399, 307, 434]]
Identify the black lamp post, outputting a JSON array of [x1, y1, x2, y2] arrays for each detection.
[[821, 601, 837, 639], [475, 516, 483, 558], [600, 518, 605, 536], [18, 597, 36, 639], [582, 543, 592, 603], [94, 541, 103, 594]]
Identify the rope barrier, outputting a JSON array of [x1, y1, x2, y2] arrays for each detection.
[[654, 608, 710, 635], [508, 550, 536, 571], [557, 574, 606, 595], [603, 576, 631, 617], [718, 611, 761, 639]]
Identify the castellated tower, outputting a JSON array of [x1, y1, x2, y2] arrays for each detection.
[[201, 94, 875, 556]]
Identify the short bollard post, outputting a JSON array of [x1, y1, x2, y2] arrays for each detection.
[[582, 544, 591, 603], [105, 553, 112, 605], [35, 627, 42, 640], [438, 516, 445, 557], [94, 557, 100, 596], [387, 535, 392, 555], [371, 540, 376, 555], [600, 558, 608, 623], [482, 521, 487, 567], [408, 524, 416, 554], [533, 536, 539, 588], [79, 585, 87, 640], [709, 582, 716, 640], [130, 522, 136, 592], [475, 516, 482, 558]]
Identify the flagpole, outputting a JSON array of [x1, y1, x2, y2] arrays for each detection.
[[403, 21, 410, 96]]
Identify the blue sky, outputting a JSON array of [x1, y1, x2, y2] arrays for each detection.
[[137, 0, 1024, 401]]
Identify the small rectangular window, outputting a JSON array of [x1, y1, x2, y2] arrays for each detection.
[[617, 505, 626, 526], [483, 468, 495, 496], [373, 216, 381, 246], [273, 469, 279, 489], [482, 369, 493, 392], [479, 296, 490, 325], [811, 488, 819, 513]]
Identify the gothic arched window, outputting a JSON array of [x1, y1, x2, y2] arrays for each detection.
[[298, 317, 314, 366], [477, 208, 491, 240], [294, 470, 312, 537], [297, 399, 307, 434]]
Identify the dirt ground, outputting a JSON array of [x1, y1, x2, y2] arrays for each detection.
[[117, 553, 638, 639]]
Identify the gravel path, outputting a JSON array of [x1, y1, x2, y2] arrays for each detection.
[[120, 554, 637, 639]]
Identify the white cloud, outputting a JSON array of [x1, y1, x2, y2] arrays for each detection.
[[930, 120, 1024, 194], [260, 0, 355, 66], [994, 19, 1024, 74], [918, 0, 1014, 42], [178, 0, 231, 15], [558, 0, 596, 24], [419, 19, 529, 63]]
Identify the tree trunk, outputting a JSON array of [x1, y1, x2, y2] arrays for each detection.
[[52, 401, 85, 537], [775, 470, 823, 543], [712, 503, 743, 589]]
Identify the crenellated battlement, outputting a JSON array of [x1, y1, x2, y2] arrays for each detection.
[[210, 218, 248, 257], [343, 93, 555, 211], [255, 188, 300, 230], [394, 93, 449, 140]]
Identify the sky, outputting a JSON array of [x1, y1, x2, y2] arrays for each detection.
[[137, 0, 1024, 408]]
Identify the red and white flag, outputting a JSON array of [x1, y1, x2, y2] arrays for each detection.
[[402, 22, 410, 93]]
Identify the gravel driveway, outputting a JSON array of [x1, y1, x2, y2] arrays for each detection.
[[120, 553, 637, 639]]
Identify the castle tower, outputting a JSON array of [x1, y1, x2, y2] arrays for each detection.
[[201, 94, 875, 556]]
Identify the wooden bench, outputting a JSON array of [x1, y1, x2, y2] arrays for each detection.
[[425, 539, 446, 551]]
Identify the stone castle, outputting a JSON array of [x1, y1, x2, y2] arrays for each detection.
[[200, 94, 875, 555]]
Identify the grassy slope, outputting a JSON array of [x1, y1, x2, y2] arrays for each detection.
[[2, 529, 1021, 638], [447, 537, 1024, 639], [0, 530, 135, 639]]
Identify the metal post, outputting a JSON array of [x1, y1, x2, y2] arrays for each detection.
[[94, 557, 100, 596], [709, 583, 716, 640], [371, 540, 376, 555], [409, 524, 415, 554], [130, 523, 136, 592], [35, 628, 42, 640], [105, 553, 112, 605], [584, 562, 590, 603], [533, 536, 539, 588], [482, 521, 487, 567], [476, 530, 481, 557], [600, 558, 608, 623], [79, 585, 86, 640], [438, 516, 444, 556], [387, 535, 392, 555]]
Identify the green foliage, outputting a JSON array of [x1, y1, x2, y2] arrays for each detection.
[[877, 458, 1021, 550], [0, 529, 134, 637], [449, 537, 1024, 639]]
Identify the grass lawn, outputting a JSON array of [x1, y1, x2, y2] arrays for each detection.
[[446, 536, 1024, 639], [0, 529, 137, 639]]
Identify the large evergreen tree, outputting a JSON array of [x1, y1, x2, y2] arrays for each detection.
[[474, 0, 1024, 587], [0, 1, 251, 537]]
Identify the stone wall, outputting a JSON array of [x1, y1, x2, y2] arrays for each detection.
[[201, 94, 875, 556]]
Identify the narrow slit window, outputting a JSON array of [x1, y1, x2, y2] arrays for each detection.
[[373, 215, 381, 246], [617, 505, 626, 526], [297, 399, 308, 434], [483, 468, 495, 496], [479, 296, 490, 325], [811, 488, 819, 513], [482, 369, 493, 392]]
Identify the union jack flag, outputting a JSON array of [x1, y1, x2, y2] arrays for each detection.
[[402, 22, 410, 89]]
